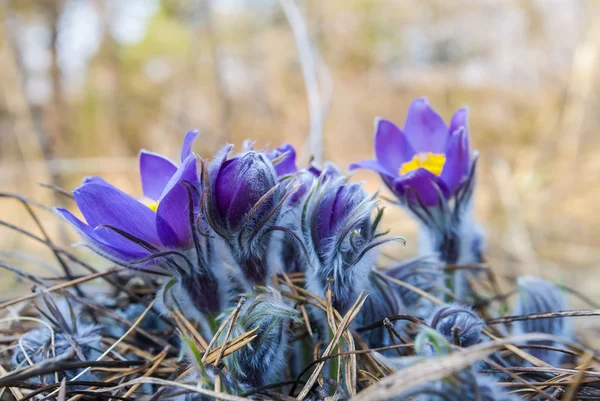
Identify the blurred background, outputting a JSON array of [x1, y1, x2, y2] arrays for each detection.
[[1, 0, 599, 305]]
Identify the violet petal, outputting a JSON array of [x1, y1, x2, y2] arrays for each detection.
[[403, 98, 449, 153], [139, 150, 178, 200]]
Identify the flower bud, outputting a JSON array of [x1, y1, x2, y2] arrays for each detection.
[[427, 304, 484, 348], [206, 146, 284, 286], [225, 290, 298, 388], [303, 175, 399, 316], [511, 276, 571, 366], [385, 256, 444, 313], [12, 297, 103, 384], [212, 150, 280, 232]]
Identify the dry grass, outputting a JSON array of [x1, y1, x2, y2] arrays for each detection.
[[2, 1, 600, 399]]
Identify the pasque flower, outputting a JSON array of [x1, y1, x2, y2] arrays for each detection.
[[226, 290, 299, 388], [384, 256, 444, 314], [57, 131, 226, 318], [57, 130, 200, 264], [204, 145, 287, 286], [265, 142, 299, 177], [511, 276, 572, 366], [12, 296, 103, 384], [349, 97, 472, 207], [427, 304, 484, 348], [302, 174, 401, 316], [350, 98, 484, 302]]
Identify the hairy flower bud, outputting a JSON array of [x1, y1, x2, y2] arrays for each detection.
[[206, 145, 285, 286], [302, 174, 401, 318], [12, 296, 103, 384], [385, 256, 444, 314], [511, 276, 571, 366], [427, 304, 484, 348], [225, 290, 298, 388]]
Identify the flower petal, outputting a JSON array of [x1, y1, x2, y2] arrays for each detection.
[[440, 127, 470, 194], [218, 153, 277, 230], [310, 161, 342, 180], [349, 159, 396, 178], [160, 153, 199, 200], [393, 168, 449, 207], [139, 151, 178, 200], [180, 130, 200, 163], [56, 208, 151, 262], [374, 118, 415, 174], [403, 98, 448, 153], [269, 143, 298, 176], [209, 144, 234, 188], [83, 176, 111, 186], [73, 181, 161, 247], [449, 107, 469, 136], [156, 181, 194, 249]]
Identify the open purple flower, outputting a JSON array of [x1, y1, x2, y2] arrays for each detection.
[[138, 130, 199, 209], [57, 131, 226, 317], [57, 152, 199, 265], [350, 98, 472, 206], [350, 98, 483, 301]]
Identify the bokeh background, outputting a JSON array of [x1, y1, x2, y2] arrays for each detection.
[[1, 0, 599, 306]]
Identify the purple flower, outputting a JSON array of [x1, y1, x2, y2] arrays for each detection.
[[138, 130, 199, 205], [57, 131, 226, 317], [265, 143, 298, 177], [350, 98, 472, 206], [205, 145, 284, 285], [241, 141, 298, 178], [57, 154, 199, 265], [303, 176, 400, 314], [57, 131, 200, 263], [307, 160, 341, 181], [208, 146, 281, 234], [427, 304, 484, 347]]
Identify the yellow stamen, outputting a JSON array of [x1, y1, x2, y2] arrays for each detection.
[[399, 153, 446, 176], [144, 200, 159, 212]]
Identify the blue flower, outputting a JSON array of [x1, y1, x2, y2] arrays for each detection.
[[265, 142, 299, 177], [57, 130, 201, 265], [427, 304, 484, 348], [350, 98, 472, 207], [350, 98, 484, 301], [302, 174, 401, 315], [205, 145, 286, 286], [57, 132, 226, 317]]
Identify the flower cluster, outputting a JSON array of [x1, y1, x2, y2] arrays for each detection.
[[51, 97, 580, 400]]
